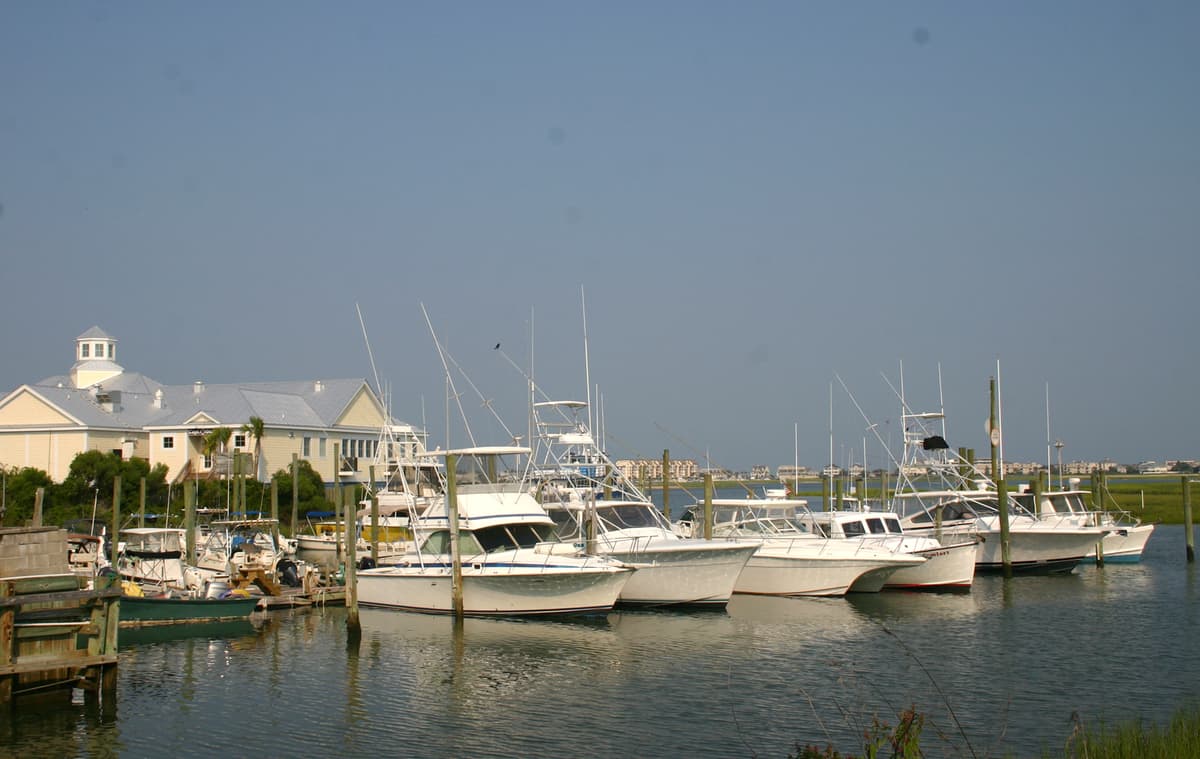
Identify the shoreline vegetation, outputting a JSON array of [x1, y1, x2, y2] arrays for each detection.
[[787, 702, 1200, 758], [654, 475, 1194, 525]]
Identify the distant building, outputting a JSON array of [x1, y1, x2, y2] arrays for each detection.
[[614, 458, 698, 482], [750, 465, 772, 480], [0, 326, 422, 488], [776, 464, 810, 481]]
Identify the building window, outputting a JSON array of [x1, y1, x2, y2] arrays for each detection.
[[81, 344, 90, 358], [163, 436, 174, 449], [108, 344, 114, 358], [234, 434, 247, 449], [94, 343, 104, 357], [203, 454, 212, 469], [319, 438, 326, 457], [303, 436, 311, 456]]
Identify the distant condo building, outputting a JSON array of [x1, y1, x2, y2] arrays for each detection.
[[615, 458, 698, 482], [0, 326, 421, 488], [776, 464, 810, 481]]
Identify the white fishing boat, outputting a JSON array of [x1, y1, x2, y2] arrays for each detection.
[[891, 409, 1108, 574], [357, 446, 634, 616], [1012, 481, 1155, 563], [295, 512, 340, 552], [796, 507, 977, 589], [675, 496, 925, 596], [532, 401, 757, 607]]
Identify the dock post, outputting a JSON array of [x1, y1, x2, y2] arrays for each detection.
[[835, 477, 843, 511], [446, 454, 464, 618], [345, 488, 361, 645], [821, 474, 830, 512], [369, 465, 379, 565], [333, 444, 342, 566], [662, 449, 671, 521], [290, 453, 299, 537], [997, 477, 1012, 578], [270, 478, 280, 548], [139, 477, 146, 528], [703, 473, 713, 540], [184, 479, 196, 564], [111, 476, 121, 570], [32, 487, 43, 527], [1184, 476, 1194, 563]]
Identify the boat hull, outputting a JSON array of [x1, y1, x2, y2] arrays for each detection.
[[357, 564, 632, 616], [733, 541, 923, 597], [119, 595, 259, 627], [1085, 523, 1156, 563], [602, 542, 758, 606], [883, 540, 978, 589]]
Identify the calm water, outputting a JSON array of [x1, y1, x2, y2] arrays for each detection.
[[3, 527, 1198, 758]]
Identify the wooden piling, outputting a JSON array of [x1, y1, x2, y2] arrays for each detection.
[[661, 449, 671, 521], [111, 476, 121, 570], [821, 475, 831, 513], [333, 444, 342, 565], [290, 453, 299, 537], [184, 479, 196, 565], [1184, 476, 1194, 563], [446, 454, 464, 617], [270, 478, 280, 548], [345, 490, 361, 645], [138, 477, 146, 528], [369, 465, 379, 565], [703, 473, 713, 541], [989, 377, 1012, 575], [32, 488, 43, 528]]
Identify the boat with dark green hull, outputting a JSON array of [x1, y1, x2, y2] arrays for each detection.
[[119, 594, 259, 627]]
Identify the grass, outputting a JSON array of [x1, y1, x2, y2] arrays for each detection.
[[785, 703, 1200, 758]]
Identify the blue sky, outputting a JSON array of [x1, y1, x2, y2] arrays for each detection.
[[1, 2, 1196, 471]]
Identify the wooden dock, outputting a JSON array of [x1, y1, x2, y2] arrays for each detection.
[[0, 527, 120, 707]]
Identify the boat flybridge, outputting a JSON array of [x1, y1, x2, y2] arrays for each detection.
[[674, 494, 925, 596], [357, 445, 633, 616], [1011, 479, 1154, 563], [891, 409, 1108, 574], [530, 400, 757, 607]]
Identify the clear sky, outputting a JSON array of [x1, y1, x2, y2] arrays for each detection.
[[1, 2, 1196, 472]]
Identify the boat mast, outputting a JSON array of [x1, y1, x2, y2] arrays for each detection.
[[581, 286, 594, 439]]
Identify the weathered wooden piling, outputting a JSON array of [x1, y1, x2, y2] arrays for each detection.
[[290, 453, 299, 537], [989, 377, 1012, 575], [138, 477, 146, 528], [661, 449, 671, 521], [32, 488, 43, 528], [270, 478, 280, 548], [369, 465, 379, 565], [446, 454, 464, 617], [333, 444, 343, 565], [703, 473, 713, 540], [345, 492, 361, 645], [1184, 476, 1194, 563], [110, 476, 121, 570], [184, 480, 196, 564]]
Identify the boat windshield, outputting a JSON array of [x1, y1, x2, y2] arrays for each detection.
[[865, 517, 888, 535], [841, 520, 866, 537], [420, 530, 484, 556], [472, 523, 555, 553], [596, 504, 662, 531]]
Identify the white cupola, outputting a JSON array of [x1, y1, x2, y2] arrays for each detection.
[[69, 326, 124, 389]]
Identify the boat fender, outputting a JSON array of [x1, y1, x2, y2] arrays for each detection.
[[357, 557, 376, 570], [121, 580, 144, 597]]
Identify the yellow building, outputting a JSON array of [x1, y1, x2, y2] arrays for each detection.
[[0, 326, 422, 487]]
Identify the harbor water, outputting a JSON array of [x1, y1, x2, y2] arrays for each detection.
[[3, 526, 1197, 758]]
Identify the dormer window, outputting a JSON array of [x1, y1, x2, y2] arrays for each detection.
[[94, 343, 104, 357]]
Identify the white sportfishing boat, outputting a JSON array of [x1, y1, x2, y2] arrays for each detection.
[[532, 401, 757, 607], [675, 495, 925, 596], [797, 507, 977, 589], [357, 447, 634, 616], [1012, 480, 1155, 563], [892, 409, 1107, 574]]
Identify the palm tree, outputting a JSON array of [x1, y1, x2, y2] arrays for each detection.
[[241, 415, 266, 482]]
